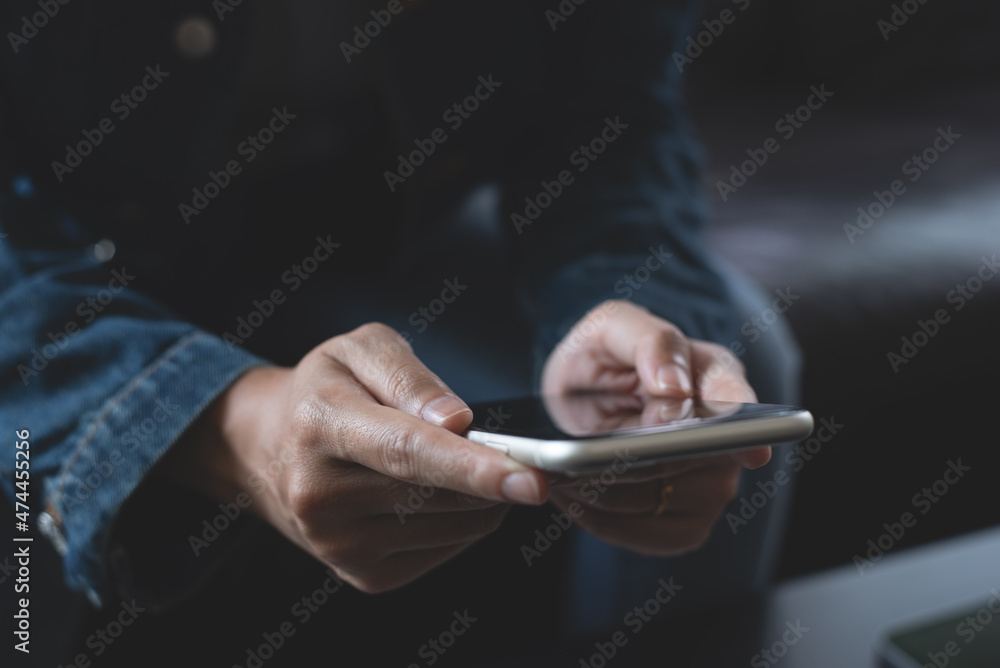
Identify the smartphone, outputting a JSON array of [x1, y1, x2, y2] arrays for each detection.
[[875, 592, 1000, 668], [465, 393, 814, 474]]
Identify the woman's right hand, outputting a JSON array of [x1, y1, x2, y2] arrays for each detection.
[[170, 323, 548, 593]]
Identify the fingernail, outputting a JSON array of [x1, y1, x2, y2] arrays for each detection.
[[422, 395, 472, 426], [502, 472, 542, 505], [656, 364, 692, 395]]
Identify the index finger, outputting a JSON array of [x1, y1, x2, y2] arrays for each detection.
[[340, 401, 550, 505], [591, 302, 694, 399], [298, 345, 547, 505]]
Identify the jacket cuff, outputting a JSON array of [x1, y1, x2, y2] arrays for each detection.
[[38, 331, 267, 607]]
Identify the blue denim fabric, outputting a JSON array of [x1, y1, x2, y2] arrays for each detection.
[[0, 0, 751, 615], [0, 229, 266, 606]]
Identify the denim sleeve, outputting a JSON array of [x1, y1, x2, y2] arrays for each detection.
[[0, 230, 267, 608], [503, 0, 739, 364]]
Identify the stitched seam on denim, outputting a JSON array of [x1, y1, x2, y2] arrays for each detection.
[[52, 331, 204, 513]]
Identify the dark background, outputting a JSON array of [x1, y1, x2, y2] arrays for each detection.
[[3, 1, 999, 666], [689, 0, 1000, 579]]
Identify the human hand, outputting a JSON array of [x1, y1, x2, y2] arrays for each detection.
[[540, 300, 769, 555], [172, 323, 548, 593]]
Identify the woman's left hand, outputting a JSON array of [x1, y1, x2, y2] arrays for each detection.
[[541, 300, 770, 555]]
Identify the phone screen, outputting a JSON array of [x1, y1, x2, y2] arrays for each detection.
[[468, 394, 803, 440], [885, 597, 1000, 668]]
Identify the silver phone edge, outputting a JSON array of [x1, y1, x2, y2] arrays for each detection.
[[467, 410, 815, 474]]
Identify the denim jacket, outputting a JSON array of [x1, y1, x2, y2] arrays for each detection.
[[0, 0, 738, 608]]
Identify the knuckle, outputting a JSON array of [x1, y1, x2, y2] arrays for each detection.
[[706, 343, 747, 375], [460, 448, 496, 498], [288, 395, 327, 442], [352, 321, 394, 340], [286, 469, 328, 522], [588, 299, 617, 316], [373, 426, 421, 481], [354, 322, 411, 352], [582, 300, 621, 327], [383, 361, 427, 404], [714, 377, 756, 402], [649, 325, 685, 353], [341, 324, 415, 377], [317, 334, 345, 358], [699, 341, 728, 357]]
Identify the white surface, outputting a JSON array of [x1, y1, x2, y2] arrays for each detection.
[[762, 527, 1000, 667]]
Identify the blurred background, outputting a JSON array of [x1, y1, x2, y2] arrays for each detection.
[[4, 1, 998, 666], [688, 0, 1000, 579]]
